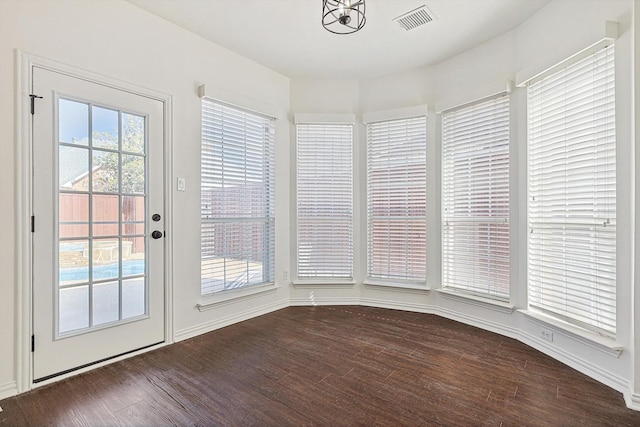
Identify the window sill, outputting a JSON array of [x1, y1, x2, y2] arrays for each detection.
[[293, 280, 356, 288], [436, 288, 515, 314], [363, 280, 430, 292], [519, 309, 623, 358], [197, 283, 279, 311]]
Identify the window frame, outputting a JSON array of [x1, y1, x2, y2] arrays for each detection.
[[364, 111, 428, 287], [526, 44, 616, 337], [200, 98, 276, 296], [441, 94, 511, 301], [295, 120, 354, 281]]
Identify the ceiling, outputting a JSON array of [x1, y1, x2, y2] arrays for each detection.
[[128, 0, 550, 79]]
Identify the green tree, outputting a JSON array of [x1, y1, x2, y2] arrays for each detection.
[[93, 113, 145, 194]]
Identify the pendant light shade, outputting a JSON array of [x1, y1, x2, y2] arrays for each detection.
[[322, 0, 366, 34]]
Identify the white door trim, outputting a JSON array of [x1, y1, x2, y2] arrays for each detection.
[[16, 51, 174, 392]]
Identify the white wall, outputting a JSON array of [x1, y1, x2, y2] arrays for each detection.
[[2, 0, 639, 410], [0, 0, 291, 397], [632, 0, 640, 409]]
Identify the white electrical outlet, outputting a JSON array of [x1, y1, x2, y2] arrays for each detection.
[[540, 328, 554, 342], [283, 269, 288, 281], [177, 177, 186, 191]]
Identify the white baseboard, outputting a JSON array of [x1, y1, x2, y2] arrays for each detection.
[[0, 381, 17, 400], [360, 297, 519, 339], [173, 299, 289, 342], [359, 297, 629, 400], [435, 305, 521, 339], [360, 297, 433, 314], [624, 390, 640, 411], [517, 330, 628, 395], [290, 296, 361, 306]]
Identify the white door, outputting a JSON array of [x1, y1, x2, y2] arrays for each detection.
[[32, 67, 165, 381]]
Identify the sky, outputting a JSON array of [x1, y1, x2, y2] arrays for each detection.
[[59, 98, 119, 145]]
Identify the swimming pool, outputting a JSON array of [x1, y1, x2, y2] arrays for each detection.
[[60, 259, 145, 282]]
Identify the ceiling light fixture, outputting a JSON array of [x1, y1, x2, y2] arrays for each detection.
[[322, 0, 366, 35]]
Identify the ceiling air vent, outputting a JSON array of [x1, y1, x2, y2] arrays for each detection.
[[394, 5, 435, 31]]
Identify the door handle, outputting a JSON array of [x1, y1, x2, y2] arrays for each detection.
[[151, 230, 163, 239]]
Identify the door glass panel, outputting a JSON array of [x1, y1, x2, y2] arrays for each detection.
[[122, 113, 145, 154], [59, 285, 89, 333], [92, 281, 119, 326], [122, 196, 145, 236], [59, 146, 88, 191], [92, 150, 119, 193], [92, 194, 119, 237], [92, 238, 120, 280], [123, 238, 145, 277], [122, 154, 145, 194], [122, 196, 144, 221], [57, 99, 148, 336], [59, 239, 89, 286], [122, 223, 145, 236], [59, 194, 89, 238], [59, 99, 88, 145], [93, 223, 119, 237], [92, 106, 119, 149], [122, 278, 145, 319]]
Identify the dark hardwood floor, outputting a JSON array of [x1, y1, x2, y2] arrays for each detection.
[[2, 306, 640, 426]]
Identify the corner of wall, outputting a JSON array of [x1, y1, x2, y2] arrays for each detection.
[[174, 299, 289, 343], [0, 381, 18, 401], [625, 389, 640, 411]]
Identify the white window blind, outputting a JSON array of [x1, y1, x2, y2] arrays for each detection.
[[367, 116, 427, 283], [442, 95, 510, 300], [528, 45, 616, 336], [296, 123, 353, 279], [201, 100, 275, 295]]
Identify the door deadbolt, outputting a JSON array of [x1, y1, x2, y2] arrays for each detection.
[[152, 214, 161, 222]]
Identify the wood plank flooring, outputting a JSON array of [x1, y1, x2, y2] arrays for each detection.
[[2, 306, 640, 426]]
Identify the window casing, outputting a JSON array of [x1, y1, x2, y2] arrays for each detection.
[[367, 116, 427, 284], [296, 123, 353, 279], [442, 95, 510, 300], [200, 100, 275, 295], [527, 45, 616, 336]]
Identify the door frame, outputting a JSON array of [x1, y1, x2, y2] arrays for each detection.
[[16, 51, 174, 392]]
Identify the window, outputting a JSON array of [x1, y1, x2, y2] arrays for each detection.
[[200, 100, 275, 295], [442, 95, 510, 300], [367, 116, 427, 284], [296, 123, 353, 279], [527, 45, 616, 336]]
